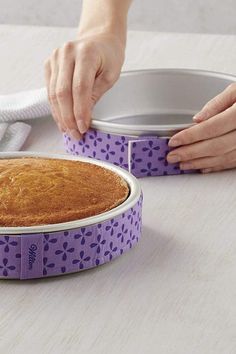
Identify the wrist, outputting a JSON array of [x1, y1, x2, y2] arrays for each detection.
[[78, 23, 127, 48], [78, 0, 131, 46]]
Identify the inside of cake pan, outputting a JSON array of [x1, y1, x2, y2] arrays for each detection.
[[93, 70, 235, 131]]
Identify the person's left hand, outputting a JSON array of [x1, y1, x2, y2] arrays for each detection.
[[167, 83, 236, 173]]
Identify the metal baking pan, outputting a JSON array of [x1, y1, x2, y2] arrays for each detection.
[[65, 69, 236, 177], [0, 152, 142, 280]]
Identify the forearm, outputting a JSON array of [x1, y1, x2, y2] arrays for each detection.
[[78, 0, 132, 44]]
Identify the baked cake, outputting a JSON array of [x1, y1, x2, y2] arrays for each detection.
[[0, 158, 129, 227]]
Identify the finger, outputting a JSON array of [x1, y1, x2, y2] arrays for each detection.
[[48, 49, 66, 133], [56, 46, 81, 140], [44, 58, 51, 94], [72, 59, 97, 134], [201, 160, 236, 174], [44, 59, 59, 127], [167, 130, 236, 163], [169, 103, 236, 147], [193, 82, 236, 122], [180, 148, 236, 170]]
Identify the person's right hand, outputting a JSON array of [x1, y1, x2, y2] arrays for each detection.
[[44, 33, 125, 140]]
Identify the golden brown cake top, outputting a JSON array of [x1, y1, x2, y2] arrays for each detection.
[[0, 158, 129, 227]]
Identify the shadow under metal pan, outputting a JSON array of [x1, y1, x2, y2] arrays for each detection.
[[91, 68, 236, 137]]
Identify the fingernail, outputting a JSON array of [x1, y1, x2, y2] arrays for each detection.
[[168, 139, 181, 147], [193, 112, 205, 122], [58, 124, 64, 133], [167, 154, 181, 163], [77, 120, 88, 134], [180, 163, 192, 170], [202, 168, 212, 174], [67, 129, 81, 140]]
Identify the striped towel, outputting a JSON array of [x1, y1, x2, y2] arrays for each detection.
[[0, 87, 51, 151]]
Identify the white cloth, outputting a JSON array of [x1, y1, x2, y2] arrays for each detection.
[[0, 88, 50, 151]]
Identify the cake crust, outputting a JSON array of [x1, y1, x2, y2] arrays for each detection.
[[0, 158, 129, 227]]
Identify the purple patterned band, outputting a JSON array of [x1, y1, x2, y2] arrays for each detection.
[[0, 195, 142, 280], [64, 129, 194, 177]]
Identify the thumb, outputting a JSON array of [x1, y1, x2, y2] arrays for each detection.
[[91, 71, 119, 108], [193, 83, 236, 123]]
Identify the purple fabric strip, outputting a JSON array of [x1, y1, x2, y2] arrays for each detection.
[[0, 195, 142, 280], [64, 129, 194, 177], [128, 138, 192, 176]]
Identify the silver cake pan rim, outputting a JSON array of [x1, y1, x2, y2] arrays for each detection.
[[0, 152, 142, 235]]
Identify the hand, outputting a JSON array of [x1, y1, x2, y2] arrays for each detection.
[[167, 83, 236, 173], [44, 33, 125, 139]]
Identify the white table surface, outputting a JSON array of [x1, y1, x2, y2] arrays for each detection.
[[0, 25, 236, 354]]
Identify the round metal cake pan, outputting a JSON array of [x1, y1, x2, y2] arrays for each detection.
[[92, 69, 236, 137], [64, 69, 236, 178], [0, 152, 142, 280]]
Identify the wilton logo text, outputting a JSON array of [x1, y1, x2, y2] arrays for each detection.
[[28, 244, 37, 270]]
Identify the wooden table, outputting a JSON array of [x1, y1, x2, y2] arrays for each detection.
[[0, 25, 236, 354]]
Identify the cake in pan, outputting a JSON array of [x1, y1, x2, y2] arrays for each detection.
[[0, 158, 129, 227]]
